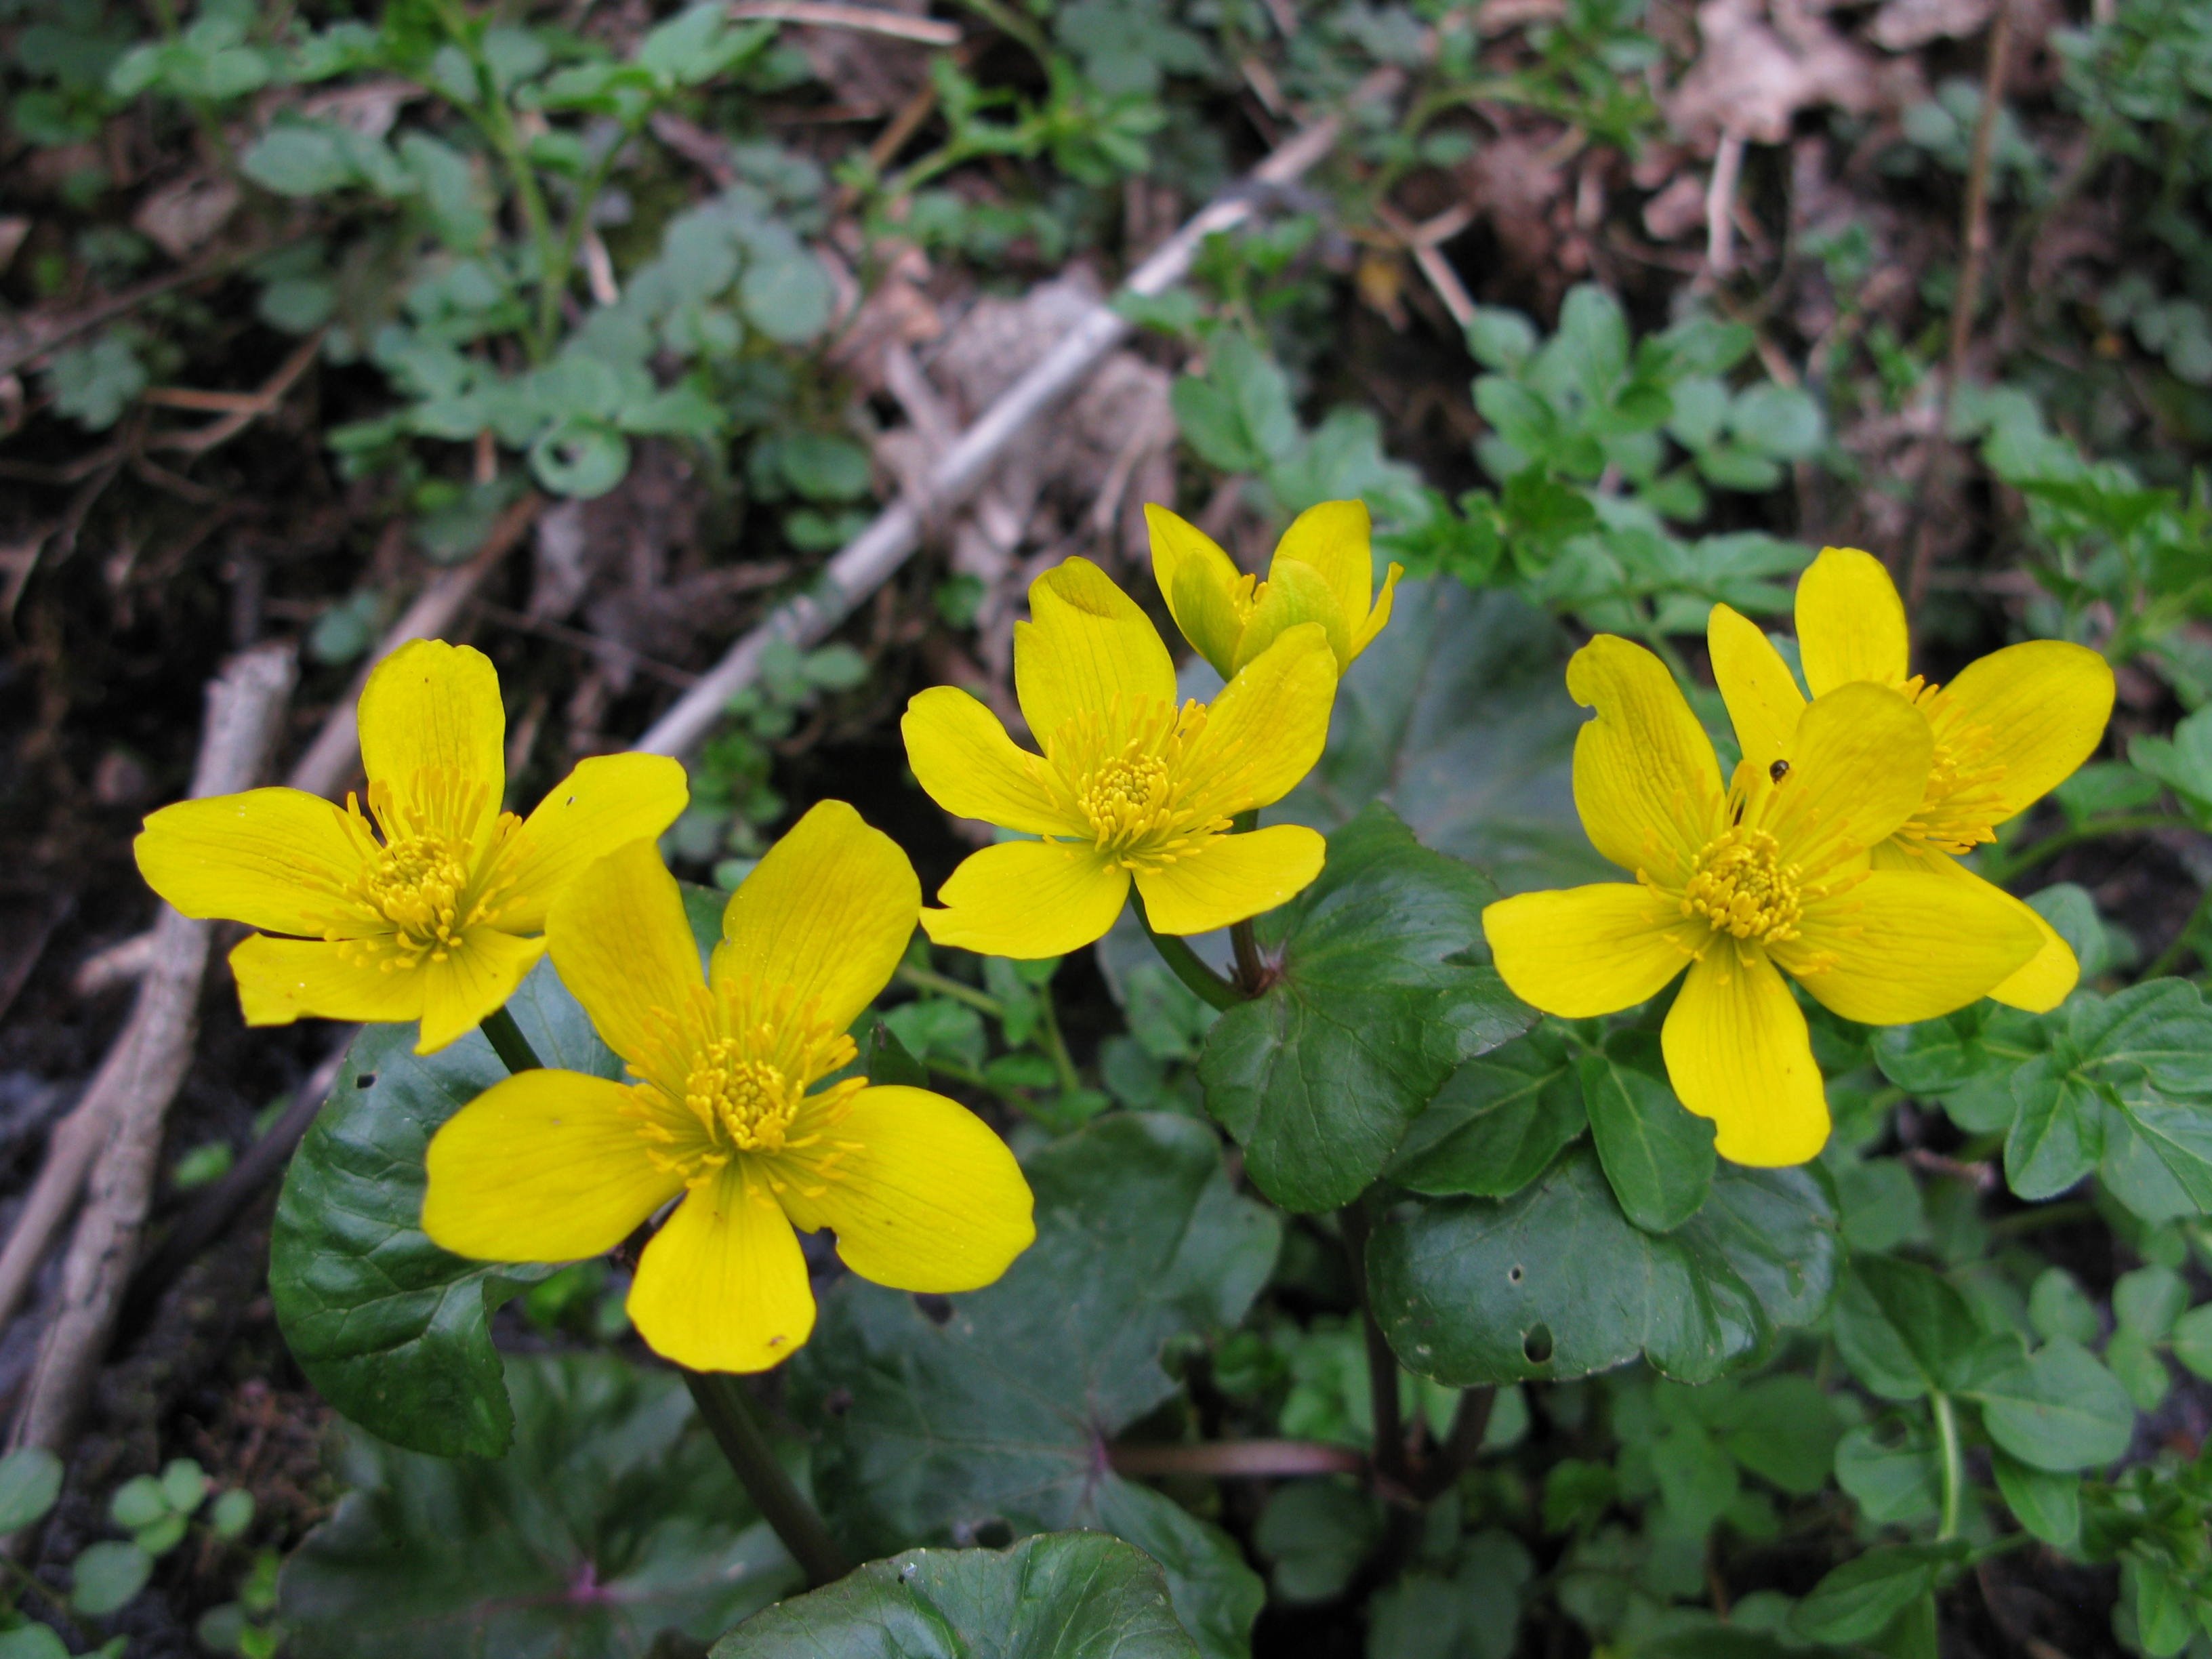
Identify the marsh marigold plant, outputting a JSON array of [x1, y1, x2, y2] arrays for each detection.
[[901, 556, 1339, 959], [1482, 636, 2044, 1166], [422, 801, 1036, 1372], [134, 639, 687, 1053], [1708, 546, 2114, 1011], [1145, 499, 1402, 678]]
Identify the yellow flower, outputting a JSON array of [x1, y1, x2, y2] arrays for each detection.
[[1708, 547, 2116, 1012], [901, 558, 1337, 959], [1482, 636, 2043, 1167], [422, 802, 1036, 1373], [1145, 499, 1404, 679], [134, 640, 687, 1054]]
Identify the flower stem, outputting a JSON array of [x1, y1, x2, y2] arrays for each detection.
[[2142, 878, 2212, 980], [1931, 1390, 1963, 1542], [894, 962, 1004, 1018], [1339, 1200, 1408, 1487], [1976, 813, 2189, 884], [479, 1006, 542, 1073], [1138, 914, 1244, 1011], [682, 1370, 851, 1587], [1229, 920, 1268, 994]]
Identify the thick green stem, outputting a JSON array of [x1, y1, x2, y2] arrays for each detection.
[[682, 1370, 851, 1587], [2142, 880, 2212, 981], [1036, 982, 1081, 1096], [1340, 1201, 1408, 1487], [894, 962, 1004, 1018], [1139, 918, 1244, 1012], [480, 1006, 542, 1072], [1229, 920, 1268, 994], [1977, 814, 2190, 884], [1932, 1391, 1963, 1542]]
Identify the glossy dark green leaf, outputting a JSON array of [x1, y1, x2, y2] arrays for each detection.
[[1830, 1256, 1984, 1402], [1279, 582, 1605, 896], [1834, 1422, 1940, 1525], [1198, 806, 1533, 1212], [269, 896, 718, 1455], [712, 1534, 1197, 1659], [1386, 1025, 1584, 1197], [1366, 1147, 1837, 1387], [1718, 1374, 1841, 1496], [1870, 1004, 2045, 1134], [281, 1355, 796, 1658], [788, 1115, 1278, 1659], [1578, 1036, 1713, 1234], [1965, 1338, 2135, 1471], [1786, 1543, 1967, 1645]]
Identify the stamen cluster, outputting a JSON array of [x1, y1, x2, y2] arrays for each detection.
[[1679, 827, 1804, 944]]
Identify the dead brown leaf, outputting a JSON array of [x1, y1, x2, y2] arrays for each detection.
[[1666, 0, 1879, 150]]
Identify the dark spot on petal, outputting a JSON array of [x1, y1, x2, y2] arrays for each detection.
[[1769, 758, 1791, 782]]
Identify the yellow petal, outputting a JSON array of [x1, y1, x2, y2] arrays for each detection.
[[356, 639, 507, 841], [422, 1069, 682, 1262], [1938, 640, 2115, 823], [1707, 604, 1806, 773], [921, 840, 1130, 959], [1230, 559, 1352, 675], [1661, 943, 1829, 1167], [1015, 558, 1177, 744], [229, 934, 425, 1027], [901, 687, 1080, 836], [417, 928, 548, 1054], [487, 753, 690, 933], [776, 1084, 1035, 1292], [1776, 867, 2041, 1025], [628, 1162, 815, 1373], [715, 800, 918, 1033], [1147, 504, 1245, 676], [1767, 681, 1931, 863], [1272, 499, 1373, 632], [1481, 884, 1690, 1018], [1133, 823, 1326, 935], [1351, 561, 1404, 659], [1565, 634, 1724, 886], [1797, 547, 1908, 697], [134, 789, 371, 937], [1182, 623, 1338, 819], [1990, 904, 2080, 1012], [548, 838, 705, 1069], [1869, 841, 2079, 1013]]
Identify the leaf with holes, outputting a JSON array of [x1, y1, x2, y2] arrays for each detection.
[[1197, 806, 1533, 1213], [1364, 1146, 1837, 1387], [710, 1533, 1198, 1659], [281, 1355, 797, 1658], [787, 1114, 1279, 1659]]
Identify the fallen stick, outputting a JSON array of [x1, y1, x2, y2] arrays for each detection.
[[115, 1027, 354, 1338], [3, 644, 297, 1458], [634, 68, 1401, 760]]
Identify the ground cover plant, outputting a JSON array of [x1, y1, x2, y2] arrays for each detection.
[[2, 0, 2211, 1654]]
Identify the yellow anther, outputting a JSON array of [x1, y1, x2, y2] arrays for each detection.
[[1679, 827, 1804, 945]]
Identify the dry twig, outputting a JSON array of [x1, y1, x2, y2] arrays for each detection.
[[635, 68, 1405, 760], [1, 645, 297, 1457]]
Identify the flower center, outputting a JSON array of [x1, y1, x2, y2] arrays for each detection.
[[687, 1040, 802, 1153], [1048, 697, 1229, 867], [1893, 679, 2009, 855], [359, 832, 472, 949], [624, 981, 865, 1188], [1679, 827, 1803, 943]]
